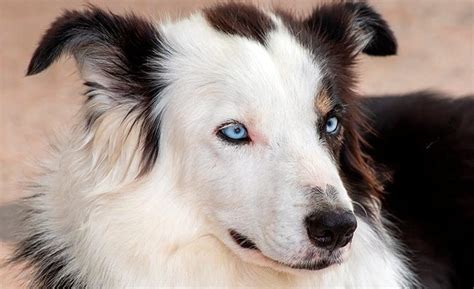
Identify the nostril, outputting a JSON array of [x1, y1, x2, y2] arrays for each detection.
[[312, 230, 334, 245], [315, 230, 332, 239]]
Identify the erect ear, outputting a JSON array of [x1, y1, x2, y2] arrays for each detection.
[[304, 1, 397, 56], [27, 7, 164, 99]]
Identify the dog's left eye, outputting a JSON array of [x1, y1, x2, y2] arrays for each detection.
[[218, 123, 249, 144], [325, 116, 339, 134]]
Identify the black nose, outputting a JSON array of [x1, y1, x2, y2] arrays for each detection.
[[305, 211, 357, 250]]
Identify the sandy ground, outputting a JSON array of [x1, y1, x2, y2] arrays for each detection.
[[0, 0, 473, 287]]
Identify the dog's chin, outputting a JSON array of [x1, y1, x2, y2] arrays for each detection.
[[228, 230, 348, 273]]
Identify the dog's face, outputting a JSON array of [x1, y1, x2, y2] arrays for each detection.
[[159, 12, 358, 270], [27, 2, 395, 272]]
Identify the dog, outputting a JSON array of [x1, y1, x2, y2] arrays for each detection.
[[9, 1, 473, 288]]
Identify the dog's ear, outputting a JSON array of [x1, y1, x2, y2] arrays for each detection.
[[27, 7, 164, 99], [28, 7, 167, 176], [304, 1, 397, 56]]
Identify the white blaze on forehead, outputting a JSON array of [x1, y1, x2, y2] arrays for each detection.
[[264, 18, 323, 111], [157, 12, 324, 126]]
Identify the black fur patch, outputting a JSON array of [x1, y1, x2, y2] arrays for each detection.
[[302, 2, 397, 56], [205, 2, 275, 45], [363, 92, 474, 288], [27, 6, 170, 175]]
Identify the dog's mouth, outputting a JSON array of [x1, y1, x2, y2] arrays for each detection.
[[229, 229, 259, 250], [228, 229, 339, 271]]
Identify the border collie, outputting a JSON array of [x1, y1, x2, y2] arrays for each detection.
[[10, 2, 473, 288]]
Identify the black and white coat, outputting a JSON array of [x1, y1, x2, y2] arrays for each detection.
[[11, 2, 473, 288]]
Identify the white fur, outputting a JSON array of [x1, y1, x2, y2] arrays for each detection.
[[22, 10, 414, 288]]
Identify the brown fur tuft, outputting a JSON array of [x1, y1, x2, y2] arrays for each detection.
[[205, 2, 275, 45]]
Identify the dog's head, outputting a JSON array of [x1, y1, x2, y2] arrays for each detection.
[[28, 2, 395, 272]]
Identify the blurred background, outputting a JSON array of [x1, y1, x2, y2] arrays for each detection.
[[0, 0, 472, 287]]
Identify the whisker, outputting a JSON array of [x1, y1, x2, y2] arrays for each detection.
[[352, 200, 368, 218]]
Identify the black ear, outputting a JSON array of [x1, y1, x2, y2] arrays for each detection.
[[304, 1, 397, 56], [28, 7, 168, 176], [27, 7, 164, 97]]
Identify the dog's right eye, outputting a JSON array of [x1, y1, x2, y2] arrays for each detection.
[[217, 122, 250, 144]]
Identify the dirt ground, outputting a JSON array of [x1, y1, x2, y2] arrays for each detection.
[[0, 0, 473, 287]]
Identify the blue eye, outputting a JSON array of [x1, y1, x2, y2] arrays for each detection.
[[218, 123, 249, 143], [325, 116, 339, 134]]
